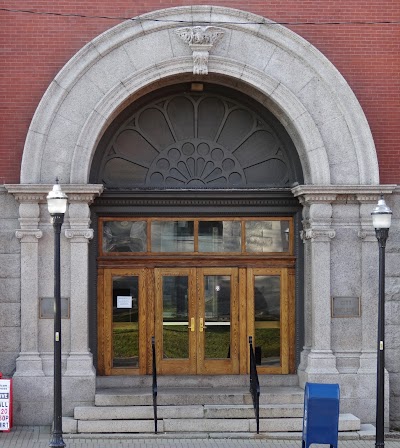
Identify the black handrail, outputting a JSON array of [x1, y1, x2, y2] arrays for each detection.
[[152, 336, 158, 434], [249, 336, 260, 434]]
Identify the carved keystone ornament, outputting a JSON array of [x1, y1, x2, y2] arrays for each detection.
[[175, 26, 225, 75]]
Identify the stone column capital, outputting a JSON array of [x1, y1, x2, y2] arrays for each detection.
[[301, 228, 336, 242], [358, 229, 378, 242], [65, 229, 94, 241], [16, 229, 43, 242]]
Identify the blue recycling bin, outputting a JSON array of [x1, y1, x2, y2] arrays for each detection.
[[302, 382, 340, 448]]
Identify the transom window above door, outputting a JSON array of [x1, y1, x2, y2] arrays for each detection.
[[100, 218, 293, 255]]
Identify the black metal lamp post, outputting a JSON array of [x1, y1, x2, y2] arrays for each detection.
[[47, 180, 68, 448], [371, 196, 392, 448]]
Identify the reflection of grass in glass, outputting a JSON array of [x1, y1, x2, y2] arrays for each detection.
[[255, 328, 280, 359], [113, 324, 138, 358], [163, 326, 188, 358], [113, 310, 138, 322], [113, 326, 281, 363], [163, 326, 231, 359], [205, 327, 230, 359]]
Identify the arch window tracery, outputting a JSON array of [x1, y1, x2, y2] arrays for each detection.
[[93, 88, 303, 189]]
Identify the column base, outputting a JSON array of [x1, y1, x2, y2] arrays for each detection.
[[64, 352, 95, 377], [358, 350, 377, 374], [14, 352, 44, 377], [299, 349, 339, 386]]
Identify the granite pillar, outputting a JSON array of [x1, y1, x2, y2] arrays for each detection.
[[14, 199, 45, 376]]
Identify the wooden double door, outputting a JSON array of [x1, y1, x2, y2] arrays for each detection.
[[155, 267, 239, 375], [98, 266, 294, 376]]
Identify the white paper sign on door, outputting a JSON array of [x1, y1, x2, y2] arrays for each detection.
[[117, 296, 133, 309]]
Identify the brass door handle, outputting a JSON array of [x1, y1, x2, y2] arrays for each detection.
[[188, 317, 195, 332], [199, 318, 207, 332]]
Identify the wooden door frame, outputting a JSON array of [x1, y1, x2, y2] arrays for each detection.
[[154, 267, 197, 375], [154, 267, 240, 375], [97, 268, 148, 375], [196, 267, 240, 375], [246, 267, 295, 374], [98, 265, 296, 376]]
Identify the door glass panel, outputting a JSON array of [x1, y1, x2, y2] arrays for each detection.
[[245, 220, 289, 252], [198, 221, 241, 252], [152, 221, 194, 252], [112, 276, 139, 368], [204, 275, 231, 359], [162, 276, 189, 359], [254, 275, 281, 366], [103, 221, 147, 252]]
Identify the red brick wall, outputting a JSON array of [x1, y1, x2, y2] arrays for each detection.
[[1, 1, 399, 183]]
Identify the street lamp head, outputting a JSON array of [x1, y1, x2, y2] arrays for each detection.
[[371, 196, 392, 230], [47, 179, 68, 215]]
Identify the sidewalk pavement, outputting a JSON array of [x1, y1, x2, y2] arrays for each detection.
[[1, 427, 400, 448]]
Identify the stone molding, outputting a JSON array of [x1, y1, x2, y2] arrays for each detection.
[[11, 193, 46, 203], [175, 26, 225, 74], [292, 185, 397, 205], [95, 196, 298, 208], [5, 184, 103, 205]]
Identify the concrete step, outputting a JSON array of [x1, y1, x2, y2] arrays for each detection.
[[68, 378, 362, 436], [95, 386, 304, 407], [75, 403, 304, 420], [96, 374, 299, 389], [65, 413, 360, 434], [259, 387, 304, 404], [205, 404, 304, 419]]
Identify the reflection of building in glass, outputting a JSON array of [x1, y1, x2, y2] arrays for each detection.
[[246, 221, 289, 253], [103, 221, 147, 252]]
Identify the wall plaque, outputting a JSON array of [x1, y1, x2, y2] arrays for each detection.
[[331, 296, 360, 318], [39, 297, 70, 319]]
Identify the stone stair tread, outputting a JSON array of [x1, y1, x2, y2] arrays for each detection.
[[68, 413, 360, 434], [75, 403, 305, 420], [70, 381, 361, 435], [95, 385, 303, 395], [96, 374, 299, 389], [75, 405, 204, 420], [95, 385, 304, 407], [204, 403, 303, 409]]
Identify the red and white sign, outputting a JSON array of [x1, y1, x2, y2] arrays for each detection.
[[0, 373, 12, 432]]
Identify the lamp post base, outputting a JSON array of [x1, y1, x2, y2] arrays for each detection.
[[49, 434, 66, 448]]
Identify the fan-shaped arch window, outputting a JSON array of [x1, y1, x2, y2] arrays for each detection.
[[91, 84, 303, 189]]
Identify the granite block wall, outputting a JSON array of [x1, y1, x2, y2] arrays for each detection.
[[0, 187, 20, 377], [386, 188, 400, 429]]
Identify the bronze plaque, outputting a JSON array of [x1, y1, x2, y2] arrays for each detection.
[[39, 297, 70, 319], [331, 297, 360, 318]]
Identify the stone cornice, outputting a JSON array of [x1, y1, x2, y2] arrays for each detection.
[[5, 184, 104, 204], [292, 185, 397, 204]]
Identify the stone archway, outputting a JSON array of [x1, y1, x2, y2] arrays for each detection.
[[21, 5, 379, 186], [12, 6, 394, 427]]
